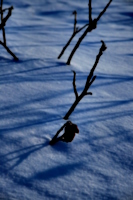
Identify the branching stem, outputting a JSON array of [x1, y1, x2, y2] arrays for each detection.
[[58, 0, 112, 64], [0, 2, 18, 60], [63, 41, 107, 120]]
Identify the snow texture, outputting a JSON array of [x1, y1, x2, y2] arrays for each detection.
[[0, 0, 133, 199]]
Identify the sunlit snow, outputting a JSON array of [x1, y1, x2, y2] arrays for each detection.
[[0, 0, 133, 199]]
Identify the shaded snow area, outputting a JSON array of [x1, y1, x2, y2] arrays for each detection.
[[0, 0, 133, 199]]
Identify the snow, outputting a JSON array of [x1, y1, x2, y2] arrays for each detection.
[[0, 0, 133, 199]]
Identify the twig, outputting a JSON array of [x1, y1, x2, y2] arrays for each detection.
[[89, 0, 92, 24], [49, 121, 68, 144], [63, 41, 107, 120], [57, 11, 89, 59], [0, 0, 6, 44], [58, 0, 112, 65], [0, 41, 19, 60], [0, 7, 12, 13], [97, 0, 112, 21], [0, 2, 18, 60], [73, 10, 77, 33], [66, 0, 112, 65], [0, 6, 13, 30], [72, 70, 78, 99]]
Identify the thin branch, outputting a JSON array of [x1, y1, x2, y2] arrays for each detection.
[[85, 92, 92, 95], [84, 40, 106, 90], [52, 122, 67, 139], [0, 41, 19, 60], [64, 41, 107, 120], [89, 75, 97, 87], [0, 2, 18, 60], [58, 32, 75, 59], [77, 23, 89, 33], [2, 6, 13, 26], [49, 121, 68, 145], [73, 10, 77, 33], [0, 7, 11, 13], [0, 6, 13, 45], [0, 6, 13, 30], [58, 0, 112, 64], [2, 28, 6, 44], [0, 0, 6, 44], [89, 0, 92, 24], [1, 0, 3, 11], [91, 40, 106, 73], [57, 11, 89, 59], [66, 26, 89, 65], [72, 70, 78, 99], [0, 4, 2, 25], [97, 0, 112, 21]]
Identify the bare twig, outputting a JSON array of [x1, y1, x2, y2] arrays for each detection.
[[0, 0, 6, 44], [0, 2, 18, 60], [0, 7, 12, 13], [49, 121, 68, 145], [57, 10, 89, 59], [63, 41, 107, 120], [0, 41, 19, 60], [72, 70, 78, 99], [66, 0, 112, 65], [73, 10, 77, 33], [0, 6, 13, 30], [77, 23, 89, 32], [57, 32, 75, 59], [52, 122, 67, 139], [89, 0, 92, 24], [57, 0, 112, 65], [97, 0, 112, 21]]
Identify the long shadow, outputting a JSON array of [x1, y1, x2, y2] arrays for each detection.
[[0, 141, 49, 172], [0, 85, 74, 135], [16, 59, 67, 73], [83, 37, 133, 47], [0, 67, 132, 135], [0, 60, 69, 85], [0, 94, 71, 115], [0, 57, 63, 72], [0, 56, 15, 62], [0, 73, 73, 84], [0, 112, 61, 134], [76, 107, 133, 125], [76, 73, 133, 91], [0, 64, 74, 140], [0, 58, 75, 135], [2, 59, 132, 92], [114, 11, 133, 26], [31, 162, 82, 181], [0, 161, 82, 200], [75, 98, 133, 115]]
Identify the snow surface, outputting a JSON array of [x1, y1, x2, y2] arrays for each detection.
[[0, 0, 133, 199]]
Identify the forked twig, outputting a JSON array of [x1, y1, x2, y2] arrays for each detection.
[[66, 0, 112, 65], [58, 10, 88, 59], [57, 0, 112, 65], [63, 40, 107, 120], [0, 0, 6, 44], [0, 1, 18, 60]]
